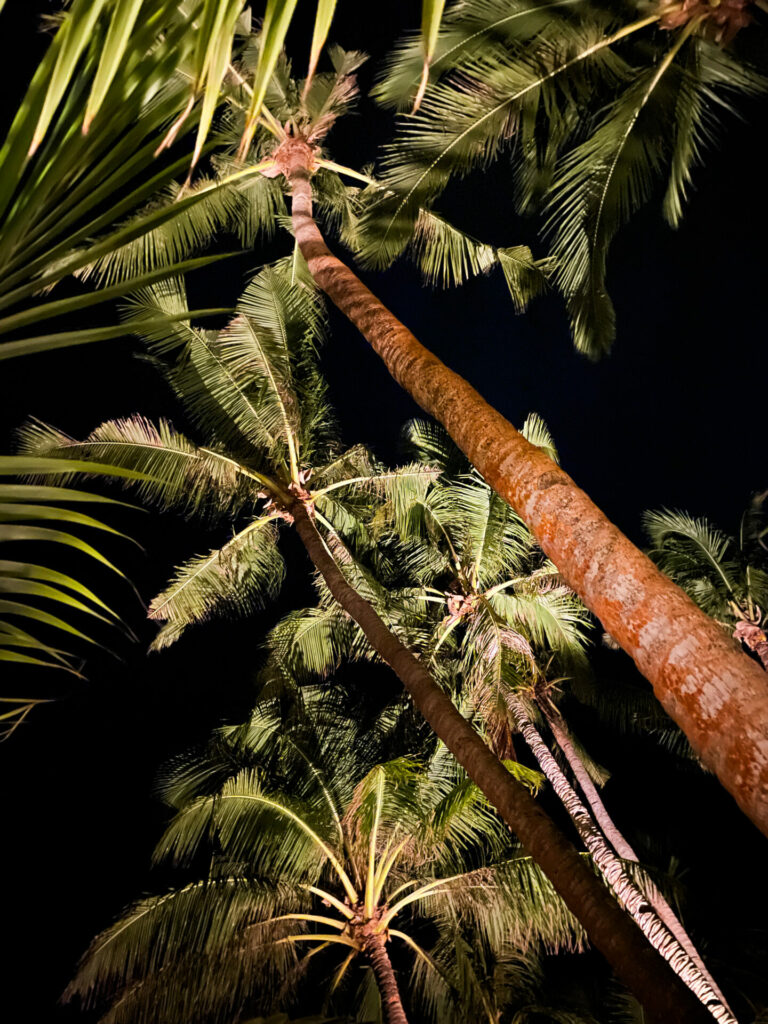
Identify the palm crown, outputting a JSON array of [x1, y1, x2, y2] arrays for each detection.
[[65, 687, 583, 1023], [272, 415, 591, 754], [19, 261, 434, 651], [372, 0, 767, 357]]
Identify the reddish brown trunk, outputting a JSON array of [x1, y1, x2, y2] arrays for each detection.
[[362, 933, 409, 1024], [543, 708, 732, 1012], [290, 499, 711, 1023], [287, 164, 768, 838]]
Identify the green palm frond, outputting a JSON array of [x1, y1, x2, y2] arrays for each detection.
[[148, 515, 285, 652], [0, 8, 257, 360], [489, 584, 591, 661], [373, 0, 581, 112], [520, 413, 559, 464], [76, 170, 285, 287], [545, 59, 686, 357], [16, 414, 254, 523], [375, 11, 624, 215], [268, 605, 363, 683], [65, 876, 303, 1017], [643, 507, 742, 619], [0, 455, 146, 736], [401, 418, 467, 478]]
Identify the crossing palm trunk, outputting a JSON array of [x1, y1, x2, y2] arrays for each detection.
[[362, 933, 409, 1024], [506, 692, 734, 1023], [285, 156, 768, 838], [542, 706, 732, 1010], [289, 498, 712, 1023]]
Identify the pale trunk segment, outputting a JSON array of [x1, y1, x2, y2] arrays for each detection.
[[506, 693, 735, 1023], [363, 933, 410, 1024], [543, 707, 732, 1011], [290, 498, 713, 1024], [287, 163, 768, 837]]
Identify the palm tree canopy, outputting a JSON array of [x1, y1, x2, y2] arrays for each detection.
[[65, 686, 584, 1024], [18, 260, 436, 651], [372, 0, 767, 356]]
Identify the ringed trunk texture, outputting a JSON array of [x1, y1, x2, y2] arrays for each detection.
[[288, 164, 768, 837], [543, 707, 732, 1010], [290, 499, 713, 1023], [507, 693, 734, 1023], [362, 934, 410, 1024]]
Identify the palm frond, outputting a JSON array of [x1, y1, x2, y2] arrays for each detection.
[[17, 415, 253, 522], [0, 455, 145, 734], [148, 515, 285, 651], [643, 507, 742, 619], [520, 413, 559, 465], [373, 0, 582, 111], [65, 876, 302, 1015]]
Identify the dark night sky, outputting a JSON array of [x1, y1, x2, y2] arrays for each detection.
[[1, 3, 767, 1021]]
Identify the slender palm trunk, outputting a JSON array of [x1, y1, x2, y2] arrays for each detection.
[[506, 692, 734, 1023], [362, 933, 410, 1024], [289, 499, 712, 1024], [286, 158, 768, 838], [542, 706, 732, 1010]]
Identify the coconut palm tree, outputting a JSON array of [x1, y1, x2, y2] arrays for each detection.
[[275, 416, 735, 1021], [253, 44, 768, 840], [9, 7, 762, 840], [645, 501, 768, 667], [64, 687, 585, 1024], [21, 262, 716, 1020]]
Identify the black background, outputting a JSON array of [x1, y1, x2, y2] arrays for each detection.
[[1, 2, 767, 1020]]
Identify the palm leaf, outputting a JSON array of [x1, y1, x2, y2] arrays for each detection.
[[148, 515, 285, 651]]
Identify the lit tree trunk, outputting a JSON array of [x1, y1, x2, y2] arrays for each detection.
[[505, 692, 735, 1023], [542, 707, 732, 1011], [361, 932, 410, 1024], [285, 156, 768, 838], [289, 498, 712, 1024]]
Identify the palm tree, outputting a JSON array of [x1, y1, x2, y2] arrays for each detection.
[[645, 502, 768, 668], [252, 39, 768, 838], [21, 263, 715, 1020], [9, 7, 764, 838], [276, 416, 734, 1021], [65, 687, 584, 1024]]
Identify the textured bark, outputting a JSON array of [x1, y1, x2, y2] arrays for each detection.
[[543, 707, 732, 1011], [507, 693, 734, 1023], [290, 499, 712, 1023], [287, 164, 768, 838], [362, 933, 410, 1024]]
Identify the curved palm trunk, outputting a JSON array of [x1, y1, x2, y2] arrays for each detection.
[[506, 692, 734, 1023], [289, 499, 712, 1024], [286, 159, 768, 838], [542, 706, 732, 1010], [362, 933, 409, 1024]]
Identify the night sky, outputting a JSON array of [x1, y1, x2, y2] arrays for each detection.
[[2, 3, 767, 1021]]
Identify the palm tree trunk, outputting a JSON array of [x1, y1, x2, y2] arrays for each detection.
[[362, 933, 410, 1024], [289, 498, 712, 1024], [286, 158, 768, 838], [506, 692, 734, 1023], [542, 706, 732, 1011]]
